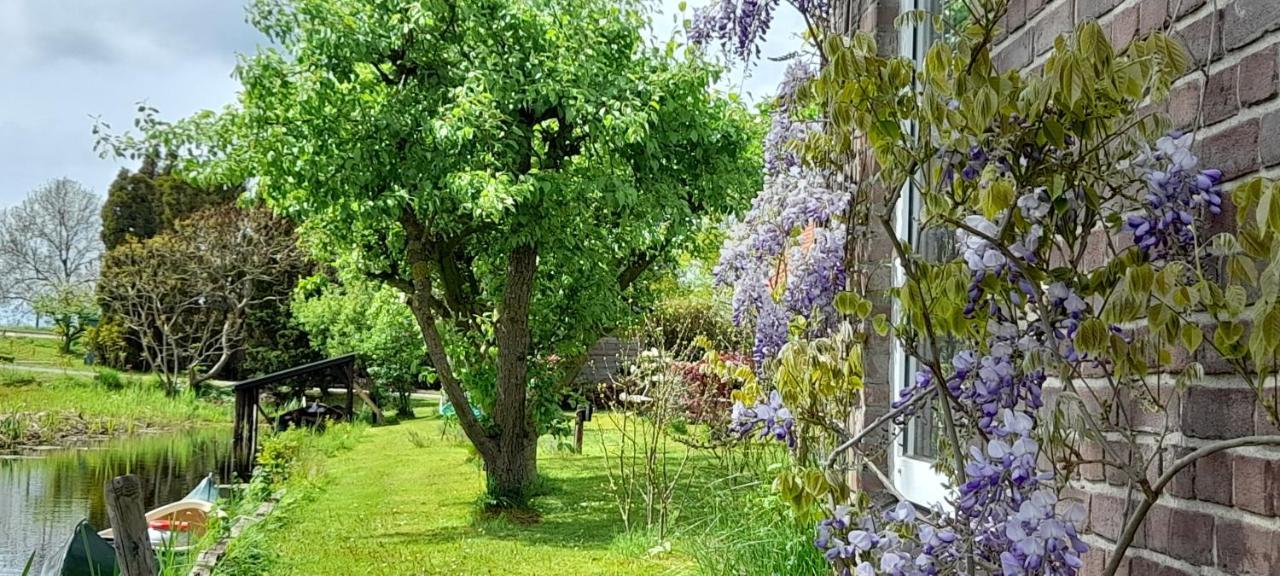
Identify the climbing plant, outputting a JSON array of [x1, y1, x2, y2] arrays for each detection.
[[706, 1, 1280, 574]]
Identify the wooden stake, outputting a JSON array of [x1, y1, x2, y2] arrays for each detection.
[[104, 474, 159, 576]]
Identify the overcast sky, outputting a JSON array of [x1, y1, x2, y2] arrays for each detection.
[[0, 0, 802, 210]]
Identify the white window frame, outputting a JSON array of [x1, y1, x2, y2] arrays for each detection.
[[890, 0, 951, 509]]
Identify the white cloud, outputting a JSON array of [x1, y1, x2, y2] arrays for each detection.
[[0, 0, 802, 210]]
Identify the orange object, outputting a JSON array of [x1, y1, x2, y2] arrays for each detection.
[[148, 519, 192, 532]]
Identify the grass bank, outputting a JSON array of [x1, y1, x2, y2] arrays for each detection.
[[0, 370, 229, 449], [215, 412, 822, 576]]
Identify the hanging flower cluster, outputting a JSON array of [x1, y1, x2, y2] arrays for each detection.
[[687, 0, 828, 60], [815, 500, 963, 576], [728, 389, 796, 447], [1125, 131, 1224, 258], [715, 62, 850, 364]]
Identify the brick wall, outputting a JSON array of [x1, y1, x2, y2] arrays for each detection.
[[989, 1, 1280, 574]]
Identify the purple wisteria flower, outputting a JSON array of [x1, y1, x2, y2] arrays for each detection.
[[1125, 131, 1223, 258], [729, 389, 796, 448], [687, 0, 828, 61], [715, 77, 849, 363]]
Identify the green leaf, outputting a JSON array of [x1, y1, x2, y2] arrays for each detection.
[[873, 314, 890, 337], [1042, 116, 1066, 148], [1078, 318, 1109, 354], [1180, 322, 1203, 356]]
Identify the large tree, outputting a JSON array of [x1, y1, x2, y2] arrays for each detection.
[[102, 0, 761, 503], [0, 178, 103, 315], [98, 206, 306, 394]]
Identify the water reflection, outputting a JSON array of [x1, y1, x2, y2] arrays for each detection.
[[0, 429, 232, 575]]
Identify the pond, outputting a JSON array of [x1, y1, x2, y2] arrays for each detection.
[[0, 429, 233, 575]]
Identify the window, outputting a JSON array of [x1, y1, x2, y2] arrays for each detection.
[[889, 0, 968, 508]]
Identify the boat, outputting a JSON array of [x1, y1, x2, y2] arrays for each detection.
[[39, 520, 117, 576], [98, 473, 222, 553]]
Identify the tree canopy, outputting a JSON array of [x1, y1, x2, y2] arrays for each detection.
[[102, 0, 762, 502]]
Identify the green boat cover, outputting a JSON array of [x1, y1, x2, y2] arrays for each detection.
[[40, 520, 116, 576]]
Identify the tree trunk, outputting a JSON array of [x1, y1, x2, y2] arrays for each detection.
[[486, 434, 538, 504], [487, 244, 539, 504]]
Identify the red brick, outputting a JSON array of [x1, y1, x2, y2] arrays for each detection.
[[1025, 0, 1050, 19], [1034, 1, 1074, 56], [1081, 440, 1106, 481], [1164, 447, 1197, 498], [1090, 492, 1144, 546], [1139, 0, 1169, 36], [1182, 384, 1257, 439], [1144, 502, 1216, 565], [1079, 0, 1119, 21], [1177, 9, 1223, 67], [1082, 547, 1107, 574], [1111, 4, 1140, 51], [1122, 385, 1180, 432], [1130, 556, 1194, 576], [996, 31, 1033, 72], [1007, 0, 1028, 32], [1264, 111, 1280, 168], [1107, 440, 1136, 486], [1172, 0, 1205, 20], [1223, 0, 1280, 52], [1196, 449, 1234, 504], [1240, 44, 1279, 106], [1195, 119, 1261, 181], [1202, 65, 1239, 125], [1167, 78, 1202, 130], [1217, 517, 1280, 574], [1233, 452, 1278, 516]]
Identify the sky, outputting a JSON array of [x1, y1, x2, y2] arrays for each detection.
[[0, 0, 804, 211]]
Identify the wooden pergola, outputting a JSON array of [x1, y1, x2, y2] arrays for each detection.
[[231, 353, 356, 479]]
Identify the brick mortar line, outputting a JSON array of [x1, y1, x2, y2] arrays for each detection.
[[1073, 477, 1280, 529], [1045, 372, 1276, 390], [1081, 534, 1215, 574], [1016, 0, 1254, 75], [1046, 421, 1280, 454], [1080, 532, 1235, 575]]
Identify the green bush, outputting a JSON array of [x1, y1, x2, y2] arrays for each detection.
[[646, 296, 748, 357], [94, 368, 124, 391]]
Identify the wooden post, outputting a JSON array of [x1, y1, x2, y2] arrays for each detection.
[[344, 362, 354, 418], [574, 408, 586, 453], [104, 474, 158, 576], [233, 387, 259, 479]]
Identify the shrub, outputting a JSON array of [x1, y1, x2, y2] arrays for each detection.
[[94, 368, 124, 391], [647, 296, 747, 357]]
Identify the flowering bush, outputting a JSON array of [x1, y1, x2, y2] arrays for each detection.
[[696, 1, 1280, 575]]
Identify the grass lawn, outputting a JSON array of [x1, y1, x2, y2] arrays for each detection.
[[220, 413, 707, 576], [0, 334, 83, 368]]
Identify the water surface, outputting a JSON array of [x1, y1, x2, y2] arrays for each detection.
[[0, 429, 232, 575]]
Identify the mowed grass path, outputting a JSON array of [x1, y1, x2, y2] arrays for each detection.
[[235, 413, 693, 576]]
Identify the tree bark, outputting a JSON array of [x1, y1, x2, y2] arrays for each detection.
[[400, 211, 495, 459], [488, 243, 539, 503]]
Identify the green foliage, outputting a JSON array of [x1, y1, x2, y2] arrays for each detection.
[[85, 314, 135, 369], [99, 154, 239, 250], [0, 371, 227, 449], [94, 367, 125, 390], [98, 0, 762, 498], [32, 285, 98, 354], [292, 264, 426, 417], [646, 295, 748, 355]]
